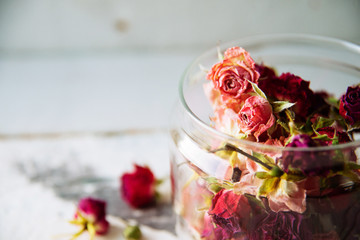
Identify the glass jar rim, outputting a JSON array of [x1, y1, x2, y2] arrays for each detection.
[[179, 33, 360, 152]]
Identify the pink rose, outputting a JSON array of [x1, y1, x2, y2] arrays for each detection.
[[120, 164, 156, 208], [207, 47, 260, 99], [224, 47, 256, 68], [238, 96, 275, 140]]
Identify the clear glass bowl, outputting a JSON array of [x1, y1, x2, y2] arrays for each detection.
[[169, 34, 360, 240]]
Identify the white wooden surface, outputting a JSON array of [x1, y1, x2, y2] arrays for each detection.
[[0, 51, 197, 134], [0, 132, 176, 240], [0, 0, 359, 53]]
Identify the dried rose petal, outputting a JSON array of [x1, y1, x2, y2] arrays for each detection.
[[121, 164, 156, 208]]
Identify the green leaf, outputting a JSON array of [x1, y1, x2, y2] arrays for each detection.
[[155, 179, 164, 186], [70, 227, 86, 240], [247, 80, 267, 99], [313, 117, 335, 130], [209, 184, 223, 193], [348, 162, 360, 170], [199, 64, 209, 73], [312, 134, 333, 141], [299, 117, 315, 134], [347, 121, 360, 132], [283, 170, 306, 181], [255, 171, 271, 179], [217, 46, 224, 61], [269, 166, 284, 177], [258, 177, 280, 196], [271, 101, 296, 113], [276, 119, 290, 133], [205, 177, 233, 191], [205, 177, 218, 184], [253, 152, 275, 166], [338, 170, 360, 183], [244, 193, 266, 209], [87, 223, 96, 240], [326, 96, 340, 108]]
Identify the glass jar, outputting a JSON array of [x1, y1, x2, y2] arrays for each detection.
[[169, 34, 360, 240]]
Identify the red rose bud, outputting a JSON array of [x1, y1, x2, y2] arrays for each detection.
[[121, 164, 156, 208], [77, 197, 106, 223], [94, 218, 110, 235], [339, 85, 360, 126], [71, 197, 110, 239]]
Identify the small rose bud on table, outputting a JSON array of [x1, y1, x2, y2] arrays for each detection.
[[69, 197, 109, 240], [120, 164, 158, 208]]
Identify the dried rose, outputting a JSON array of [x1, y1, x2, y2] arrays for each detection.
[[207, 47, 260, 99], [201, 212, 224, 240], [259, 72, 314, 119], [313, 126, 351, 145], [238, 95, 275, 140], [201, 213, 234, 240], [77, 197, 106, 223], [208, 189, 266, 238], [70, 197, 109, 239], [121, 164, 156, 208], [339, 85, 360, 126], [308, 91, 331, 117], [93, 218, 110, 235], [223, 46, 255, 65], [251, 209, 312, 240], [312, 126, 357, 164], [255, 63, 277, 81], [281, 134, 343, 176], [286, 134, 319, 148]]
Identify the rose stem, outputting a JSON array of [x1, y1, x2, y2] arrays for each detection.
[[211, 144, 272, 170]]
